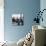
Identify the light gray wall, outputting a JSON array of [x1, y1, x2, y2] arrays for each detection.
[[40, 0, 46, 26], [40, 0, 46, 45], [4, 0, 40, 42]]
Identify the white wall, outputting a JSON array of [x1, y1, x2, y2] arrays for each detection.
[[0, 0, 4, 42]]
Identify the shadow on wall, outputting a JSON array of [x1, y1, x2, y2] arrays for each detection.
[[4, 0, 40, 42]]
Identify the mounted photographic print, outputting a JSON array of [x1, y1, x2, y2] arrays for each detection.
[[12, 13, 24, 26]]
